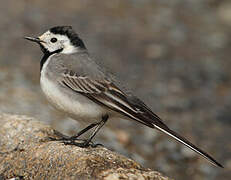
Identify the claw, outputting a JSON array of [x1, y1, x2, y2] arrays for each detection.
[[63, 141, 90, 148], [49, 136, 103, 148]]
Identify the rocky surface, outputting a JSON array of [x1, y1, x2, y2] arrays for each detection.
[[0, 1, 230, 179], [0, 113, 171, 180]]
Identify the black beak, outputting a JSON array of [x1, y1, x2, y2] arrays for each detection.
[[24, 36, 44, 43]]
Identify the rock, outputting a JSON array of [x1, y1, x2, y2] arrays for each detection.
[[0, 113, 171, 180]]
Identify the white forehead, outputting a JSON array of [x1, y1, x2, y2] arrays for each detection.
[[39, 30, 70, 41]]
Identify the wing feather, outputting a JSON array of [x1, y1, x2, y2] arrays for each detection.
[[60, 71, 155, 127], [59, 70, 223, 167]]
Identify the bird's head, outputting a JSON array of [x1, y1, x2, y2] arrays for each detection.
[[25, 26, 86, 54]]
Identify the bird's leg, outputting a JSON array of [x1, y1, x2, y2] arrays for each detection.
[[50, 121, 100, 142], [63, 114, 109, 148], [82, 114, 108, 147], [68, 121, 100, 140]]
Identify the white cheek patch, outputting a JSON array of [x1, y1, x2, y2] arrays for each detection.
[[53, 34, 77, 54], [61, 41, 77, 54], [39, 31, 77, 54]]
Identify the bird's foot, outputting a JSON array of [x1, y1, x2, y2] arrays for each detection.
[[49, 136, 103, 148], [62, 139, 103, 148]]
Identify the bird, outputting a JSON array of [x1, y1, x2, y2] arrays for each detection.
[[24, 26, 223, 168]]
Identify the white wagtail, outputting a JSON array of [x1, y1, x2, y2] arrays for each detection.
[[25, 26, 223, 168]]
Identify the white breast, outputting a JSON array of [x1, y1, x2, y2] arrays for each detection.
[[40, 57, 107, 122]]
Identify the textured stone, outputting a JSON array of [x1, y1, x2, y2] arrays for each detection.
[[0, 113, 171, 180]]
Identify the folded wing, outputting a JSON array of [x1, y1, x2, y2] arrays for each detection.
[[59, 70, 223, 168]]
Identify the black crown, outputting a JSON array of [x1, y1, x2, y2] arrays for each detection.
[[50, 26, 86, 49]]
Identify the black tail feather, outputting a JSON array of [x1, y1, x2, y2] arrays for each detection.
[[153, 123, 223, 168]]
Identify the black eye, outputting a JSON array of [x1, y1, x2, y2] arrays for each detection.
[[50, 38, 57, 43]]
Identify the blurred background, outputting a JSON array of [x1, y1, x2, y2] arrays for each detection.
[[0, 0, 230, 179]]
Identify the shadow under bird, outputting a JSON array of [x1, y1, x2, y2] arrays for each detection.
[[25, 26, 223, 168]]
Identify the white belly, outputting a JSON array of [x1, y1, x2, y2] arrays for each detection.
[[40, 60, 106, 122]]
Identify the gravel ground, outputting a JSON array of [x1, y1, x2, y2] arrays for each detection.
[[0, 0, 230, 179]]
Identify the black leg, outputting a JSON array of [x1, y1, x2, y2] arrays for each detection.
[[68, 121, 100, 140], [51, 115, 109, 148], [50, 121, 100, 142], [81, 114, 108, 147]]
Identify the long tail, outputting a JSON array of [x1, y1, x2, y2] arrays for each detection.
[[63, 77, 223, 168], [153, 124, 223, 168]]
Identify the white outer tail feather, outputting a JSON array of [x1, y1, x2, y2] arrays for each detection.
[[154, 125, 223, 168]]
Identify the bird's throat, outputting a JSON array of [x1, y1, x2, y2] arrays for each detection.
[[40, 48, 63, 72]]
